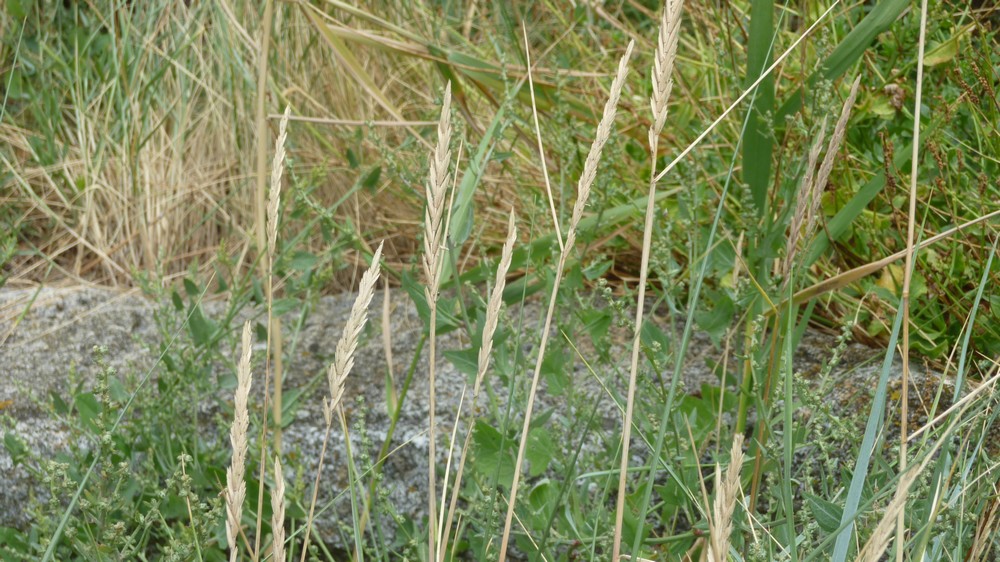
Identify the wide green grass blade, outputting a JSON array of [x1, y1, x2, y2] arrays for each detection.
[[831, 299, 905, 562], [744, 0, 776, 215]]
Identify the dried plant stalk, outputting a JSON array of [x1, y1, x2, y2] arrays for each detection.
[[614, 2, 682, 559], [499, 40, 634, 562], [266, 106, 291, 261], [298, 242, 384, 562], [225, 321, 253, 562], [783, 118, 827, 275], [268, 105, 290, 458], [439, 209, 516, 561], [423, 82, 452, 562], [325, 242, 384, 424]]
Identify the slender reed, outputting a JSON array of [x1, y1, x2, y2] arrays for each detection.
[[899, 0, 929, 557], [498, 40, 634, 562], [225, 321, 254, 562], [252, 104, 290, 556], [440, 209, 516, 561], [297, 242, 384, 561], [270, 456, 286, 562], [422, 82, 453, 562], [614, 2, 682, 559]]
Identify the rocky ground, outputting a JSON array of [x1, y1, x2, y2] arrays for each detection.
[[0, 286, 981, 548]]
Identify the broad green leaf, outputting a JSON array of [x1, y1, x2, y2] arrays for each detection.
[[805, 493, 843, 534], [186, 304, 216, 346], [3, 433, 28, 466], [443, 347, 478, 379]]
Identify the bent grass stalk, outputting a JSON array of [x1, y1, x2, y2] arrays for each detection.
[[497, 40, 634, 562], [614, 2, 682, 559], [297, 242, 383, 562]]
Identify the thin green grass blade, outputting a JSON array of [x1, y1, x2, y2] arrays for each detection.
[[951, 237, 997, 401], [831, 299, 905, 562]]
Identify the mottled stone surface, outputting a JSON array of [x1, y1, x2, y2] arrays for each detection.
[[1, 286, 975, 545]]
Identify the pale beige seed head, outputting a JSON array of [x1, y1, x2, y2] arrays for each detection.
[[809, 76, 861, 237], [225, 320, 253, 562], [473, 209, 516, 400], [565, 40, 635, 251], [271, 456, 287, 562], [422, 82, 453, 300], [708, 433, 744, 561], [649, 0, 683, 149], [784, 117, 828, 274], [325, 241, 384, 423], [267, 105, 291, 258]]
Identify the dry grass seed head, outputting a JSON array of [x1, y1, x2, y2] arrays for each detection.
[[708, 433, 744, 561], [784, 117, 828, 275], [809, 76, 861, 237], [325, 241, 384, 423], [225, 320, 254, 562], [422, 82, 453, 297], [271, 456, 287, 562], [473, 209, 517, 399], [649, 0, 684, 148], [565, 40, 635, 251], [267, 106, 291, 259]]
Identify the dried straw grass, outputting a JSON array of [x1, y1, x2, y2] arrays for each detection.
[[325, 241, 385, 424], [439, 209, 516, 561], [615, 2, 683, 558], [499, 39, 635, 562], [267, 106, 291, 261], [423, 82, 453, 562], [298, 241, 384, 561]]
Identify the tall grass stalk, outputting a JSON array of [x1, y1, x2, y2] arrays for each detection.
[[440, 209, 516, 561], [898, 0, 930, 557], [611, 0, 684, 560], [497, 40, 634, 562], [297, 242, 384, 561], [252, 2, 279, 555], [267, 105, 291, 456], [421, 82, 453, 561], [614, 2, 682, 559]]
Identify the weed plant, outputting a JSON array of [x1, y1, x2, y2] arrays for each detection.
[[2, 0, 1000, 561]]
